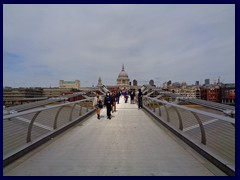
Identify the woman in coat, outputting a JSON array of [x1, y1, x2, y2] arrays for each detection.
[[93, 91, 103, 119]]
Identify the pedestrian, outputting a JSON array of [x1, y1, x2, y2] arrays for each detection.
[[122, 89, 125, 100], [93, 91, 103, 119], [116, 90, 120, 104], [138, 89, 143, 109], [124, 90, 128, 103], [104, 92, 113, 119], [130, 90, 135, 104], [132, 90, 136, 104], [111, 91, 117, 113]]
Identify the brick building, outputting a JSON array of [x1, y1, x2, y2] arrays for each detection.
[[221, 83, 235, 105], [200, 85, 221, 103]]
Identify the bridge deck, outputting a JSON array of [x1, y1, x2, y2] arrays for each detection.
[[4, 97, 225, 176]]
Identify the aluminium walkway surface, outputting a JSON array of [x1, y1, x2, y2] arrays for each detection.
[[4, 97, 225, 176]]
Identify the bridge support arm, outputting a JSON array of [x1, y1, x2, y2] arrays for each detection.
[[190, 111, 207, 145], [27, 111, 42, 143]]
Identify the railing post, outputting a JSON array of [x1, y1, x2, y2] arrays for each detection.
[[86, 101, 89, 112], [145, 98, 149, 107], [190, 111, 207, 145], [163, 104, 170, 122], [26, 111, 42, 143], [54, 106, 66, 129], [158, 103, 161, 117], [143, 97, 146, 106], [69, 103, 77, 122], [79, 106, 82, 116], [153, 100, 156, 112], [150, 100, 153, 111], [172, 106, 183, 130]]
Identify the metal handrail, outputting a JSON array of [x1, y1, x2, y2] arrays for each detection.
[[3, 98, 93, 120], [142, 95, 235, 175], [3, 98, 94, 152], [145, 97, 235, 124]]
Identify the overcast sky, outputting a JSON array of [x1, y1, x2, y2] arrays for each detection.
[[3, 4, 235, 87]]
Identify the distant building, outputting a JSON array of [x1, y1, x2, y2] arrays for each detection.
[[195, 81, 200, 86], [97, 77, 103, 86], [42, 87, 82, 101], [166, 86, 175, 92], [59, 80, 80, 90], [116, 64, 130, 89], [43, 88, 73, 98], [162, 82, 168, 88], [200, 85, 221, 103], [105, 85, 117, 92], [167, 80, 172, 86], [181, 82, 187, 87], [173, 85, 200, 98], [196, 89, 200, 99], [221, 83, 235, 105], [3, 87, 45, 106], [133, 79, 138, 86], [172, 82, 181, 88], [100, 65, 143, 91], [204, 79, 210, 86], [149, 80, 154, 86]]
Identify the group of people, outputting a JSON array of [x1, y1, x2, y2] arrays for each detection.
[[119, 89, 137, 104], [93, 89, 143, 120]]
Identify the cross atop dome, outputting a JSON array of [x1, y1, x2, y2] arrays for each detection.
[[122, 64, 125, 71]]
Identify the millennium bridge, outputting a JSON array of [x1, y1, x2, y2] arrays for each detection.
[[3, 85, 235, 176]]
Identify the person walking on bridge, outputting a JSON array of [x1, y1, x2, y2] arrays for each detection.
[[104, 92, 113, 119], [124, 90, 129, 103], [111, 91, 117, 113], [116, 90, 120, 104], [130, 90, 135, 104], [138, 89, 143, 109], [93, 91, 103, 119]]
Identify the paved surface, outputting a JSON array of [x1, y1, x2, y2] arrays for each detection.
[[4, 96, 225, 176]]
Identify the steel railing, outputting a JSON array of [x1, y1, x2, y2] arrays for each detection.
[[3, 98, 95, 166], [142, 96, 235, 175]]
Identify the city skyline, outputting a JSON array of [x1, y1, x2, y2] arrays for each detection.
[[3, 4, 235, 88]]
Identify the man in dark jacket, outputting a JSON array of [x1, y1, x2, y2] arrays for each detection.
[[130, 90, 135, 104], [116, 90, 120, 104], [138, 89, 143, 109], [104, 92, 113, 119]]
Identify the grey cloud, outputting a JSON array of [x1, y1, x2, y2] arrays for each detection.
[[3, 4, 235, 87]]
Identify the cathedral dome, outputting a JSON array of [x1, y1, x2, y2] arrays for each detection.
[[117, 64, 130, 89], [118, 64, 129, 78]]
